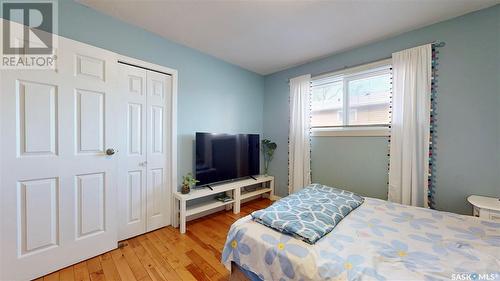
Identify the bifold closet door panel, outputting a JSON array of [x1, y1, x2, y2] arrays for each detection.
[[146, 70, 172, 231], [0, 35, 118, 281], [117, 64, 148, 241]]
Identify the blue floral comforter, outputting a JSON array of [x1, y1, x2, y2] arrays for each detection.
[[251, 184, 364, 244], [222, 197, 500, 281]]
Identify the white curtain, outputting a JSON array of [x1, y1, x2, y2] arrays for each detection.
[[288, 74, 312, 194], [388, 44, 432, 207]]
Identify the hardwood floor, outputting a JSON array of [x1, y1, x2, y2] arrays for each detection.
[[36, 198, 272, 281]]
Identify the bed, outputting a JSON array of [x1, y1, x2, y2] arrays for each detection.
[[222, 195, 500, 281]]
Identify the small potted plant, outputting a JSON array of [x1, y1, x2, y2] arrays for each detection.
[[261, 139, 277, 176], [181, 173, 199, 194]]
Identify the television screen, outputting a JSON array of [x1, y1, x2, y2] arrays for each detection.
[[195, 132, 260, 186]]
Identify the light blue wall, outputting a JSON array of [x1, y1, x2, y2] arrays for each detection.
[[57, 1, 265, 185], [263, 5, 500, 214], [311, 137, 389, 200], [41, 1, 499, 214]]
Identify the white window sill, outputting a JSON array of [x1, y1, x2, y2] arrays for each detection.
[[311, 126, 390, 137]]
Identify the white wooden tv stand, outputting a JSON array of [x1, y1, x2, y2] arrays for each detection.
[[173, 175, 274, 233]]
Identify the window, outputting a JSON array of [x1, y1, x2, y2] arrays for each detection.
[[311, 61, 392, 129], [311, 79, 343, 126]]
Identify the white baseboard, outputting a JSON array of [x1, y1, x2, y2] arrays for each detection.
[[269, 195, 281, 201]]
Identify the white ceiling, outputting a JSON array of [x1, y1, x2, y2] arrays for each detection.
[[79, 0, 498, 75]]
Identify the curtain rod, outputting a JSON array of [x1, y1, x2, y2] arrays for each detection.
[[288, 41, 445, 82], [311, 58, 391, 80]]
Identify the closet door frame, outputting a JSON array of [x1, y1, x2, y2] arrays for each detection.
[[116, 55, 178, 231]]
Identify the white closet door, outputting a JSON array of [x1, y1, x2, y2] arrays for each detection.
[[117, 64, 148, 240], [0, 37, 118, 281], [146, 70, 172, 231], [117, 66, 172, 238]]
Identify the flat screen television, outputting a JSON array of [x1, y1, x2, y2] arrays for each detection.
[[195, 132, 260, 186]]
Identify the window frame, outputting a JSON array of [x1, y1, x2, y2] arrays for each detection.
[[310, 59, 392, 137]]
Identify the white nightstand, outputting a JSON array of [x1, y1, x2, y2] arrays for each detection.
[[467, 195, 500, 222]]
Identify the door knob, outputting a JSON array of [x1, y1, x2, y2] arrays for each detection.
[[105, 148, 116, 156]]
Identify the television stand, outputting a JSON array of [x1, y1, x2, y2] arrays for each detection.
[[173, 175, 275, 233]]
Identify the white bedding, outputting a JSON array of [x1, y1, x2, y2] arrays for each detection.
[[222, 198, 500, 281]]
